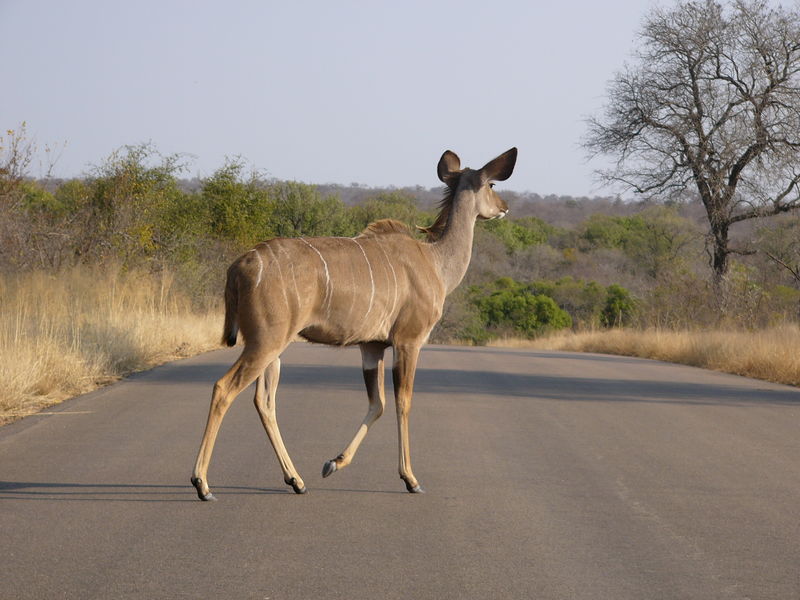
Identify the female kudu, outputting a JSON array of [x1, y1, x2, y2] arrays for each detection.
[[191, 147, 517, 500]]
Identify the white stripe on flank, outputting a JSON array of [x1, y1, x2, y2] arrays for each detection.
[[300, 238, 332, 317], [266, 245, 290, 308], [351, 239, 375, 319], [376, 240, 399, 319], [249, 249, 264, 288], [277, 244, 301, 309]]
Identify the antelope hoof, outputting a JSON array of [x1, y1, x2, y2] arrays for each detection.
[[405, 480, 425, 494], [191, 477, 217, 502], [322, 460, 338, 478], [286, 477, 307, 495]]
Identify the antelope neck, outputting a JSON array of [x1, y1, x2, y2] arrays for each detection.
[[431, 190, 477, 294]]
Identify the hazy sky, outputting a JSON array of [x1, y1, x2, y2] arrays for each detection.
[[1, 1, 652, 196]]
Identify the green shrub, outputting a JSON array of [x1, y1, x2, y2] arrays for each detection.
[[468, 278, 573, 338], [601, 283, 636, 327]]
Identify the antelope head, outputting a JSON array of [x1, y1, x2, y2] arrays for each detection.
[[437, 147, 518, 220]]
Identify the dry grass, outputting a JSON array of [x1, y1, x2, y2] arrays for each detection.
[[490, 326, 800, 387], [0, 265, 222, 424]]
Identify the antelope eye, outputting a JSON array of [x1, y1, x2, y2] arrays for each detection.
[[489, 183, 495, 188]]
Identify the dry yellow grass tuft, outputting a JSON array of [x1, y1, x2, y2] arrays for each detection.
[[491, 326, 800, 387], [0, 266, 222, 423]]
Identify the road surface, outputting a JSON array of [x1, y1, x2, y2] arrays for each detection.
[[2, 344, 799, 599]]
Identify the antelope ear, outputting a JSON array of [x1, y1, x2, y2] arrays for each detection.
[[480, 147, 517, 182], [437, 150, 461, 184]]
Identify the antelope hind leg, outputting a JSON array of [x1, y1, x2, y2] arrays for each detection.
[[254, 358, 307, 494], [191, 345, 279, 501]]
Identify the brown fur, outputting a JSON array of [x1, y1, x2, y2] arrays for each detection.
[[191, 147, 517, 499]]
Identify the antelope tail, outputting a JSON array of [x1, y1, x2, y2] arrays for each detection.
[[222, 268, 239, 347]]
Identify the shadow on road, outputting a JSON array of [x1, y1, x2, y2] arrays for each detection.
[[413, 369, 800, 407], [424, 345, 653, 364], [0, 480, 288, 502], [157, 363, 800, 407], [0, 481, 409, 502]]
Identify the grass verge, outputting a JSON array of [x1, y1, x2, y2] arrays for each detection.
[[0, 265, 222, 424], [490, 326, 800, 387]]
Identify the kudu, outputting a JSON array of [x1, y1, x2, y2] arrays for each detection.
[[191, 147, 517, 500]]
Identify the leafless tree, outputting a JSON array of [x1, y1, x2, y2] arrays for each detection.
[[585, 0, 800, 285]]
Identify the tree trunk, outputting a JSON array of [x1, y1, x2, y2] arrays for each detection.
[[709, 219, 731, 323], [710, 222, 729, 286]]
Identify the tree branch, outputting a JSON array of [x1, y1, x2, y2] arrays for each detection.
[[764, 251, 800, 283]]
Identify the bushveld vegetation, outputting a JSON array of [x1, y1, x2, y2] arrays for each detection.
[[2, 119, 800, 420]]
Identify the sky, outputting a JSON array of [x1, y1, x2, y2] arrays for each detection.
[[1, 1, 652, 197]]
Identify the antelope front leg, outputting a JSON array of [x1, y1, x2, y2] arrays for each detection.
[[393, 343, 424, 493], [322, 342, 387, 478], [253, 358, 306, 494]]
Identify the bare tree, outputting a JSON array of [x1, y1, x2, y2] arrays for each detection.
[[585, 0, 800, 285]]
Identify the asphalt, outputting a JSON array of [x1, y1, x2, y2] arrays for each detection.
[[1, 343, 799, 599]]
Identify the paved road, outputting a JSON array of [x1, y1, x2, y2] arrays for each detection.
[[2, 344, 800, 599]]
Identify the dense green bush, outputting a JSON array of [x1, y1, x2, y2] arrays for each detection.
[[601, 284, 636, 327], [466, 277, 572, 339], [202, 159, 270, 245]]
